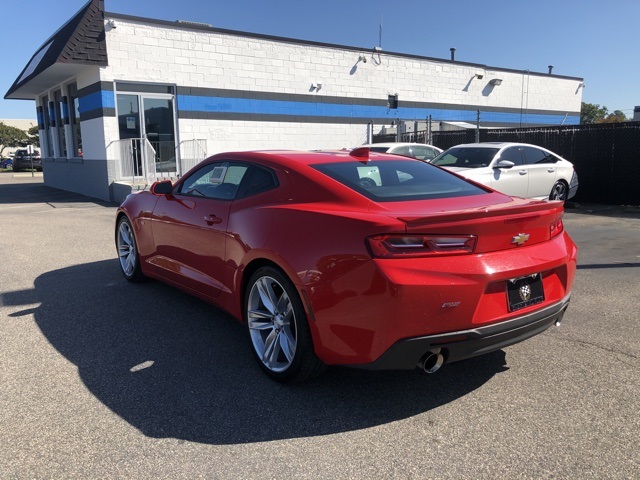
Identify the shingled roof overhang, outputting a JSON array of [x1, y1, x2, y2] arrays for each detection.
[[4, 0, 107, 100]]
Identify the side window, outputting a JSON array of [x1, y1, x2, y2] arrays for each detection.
[[433, 153, 458, 166], [392, 146, 412, 157], [177, 162, 248, 200], [500, 147, 524, 166], [523, 147, 555, 164], [413, 146, 437, 160], [395, 168, 414, 183], [239, 166, 279, 197]]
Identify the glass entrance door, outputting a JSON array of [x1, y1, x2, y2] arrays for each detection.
[[116, 94, 143, 177], [116, 91, 177, 180], [142, 97, 176, 174]]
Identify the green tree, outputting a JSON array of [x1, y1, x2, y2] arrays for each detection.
[[0, 122, 29, 157], [28, 125, 40, 147], [580, 102, 609, 124], [600, 110, 627, 123]]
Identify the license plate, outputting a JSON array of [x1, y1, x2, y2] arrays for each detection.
[[507, 273, 544, 311]]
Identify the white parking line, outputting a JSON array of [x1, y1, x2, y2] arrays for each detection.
[[12, 172, 44, 178]]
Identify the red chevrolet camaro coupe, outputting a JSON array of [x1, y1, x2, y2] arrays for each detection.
[[116, 148, 577, 382]]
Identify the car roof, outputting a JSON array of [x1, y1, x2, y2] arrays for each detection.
[[204, 149, 429, 172], [362, 142, 440, 148], [448, 142, 548, 149]]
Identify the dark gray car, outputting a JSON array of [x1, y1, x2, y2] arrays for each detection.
[[12, 149, 42, 172]]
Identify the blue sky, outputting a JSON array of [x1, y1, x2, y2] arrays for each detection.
[[1, 0, 638, 120]]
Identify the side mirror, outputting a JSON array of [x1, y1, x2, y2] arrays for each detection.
[[494, 160, 515, 169], [150, 180, 173, 195]]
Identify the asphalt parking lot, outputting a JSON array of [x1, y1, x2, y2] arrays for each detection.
[[1, 171, 638, 479]]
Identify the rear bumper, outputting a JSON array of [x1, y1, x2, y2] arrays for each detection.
[[13, 159, 42, 170], [356, 293, 571, 370]]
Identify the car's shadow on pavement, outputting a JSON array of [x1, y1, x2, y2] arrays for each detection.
[[3, 260, 508, 445], [0, 182, 115, 206]]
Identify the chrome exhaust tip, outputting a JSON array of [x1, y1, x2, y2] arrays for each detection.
[[420, 349, 444, 374]]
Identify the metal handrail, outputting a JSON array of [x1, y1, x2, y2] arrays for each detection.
[[108, 138, 207, 184], [107, 138, 157, 184], [177, 139, 208, 176]]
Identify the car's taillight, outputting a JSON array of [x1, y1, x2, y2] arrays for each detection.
[[570, 171, 579, 188], [550, 218, 564, 238], [367, 234, 477, 258]]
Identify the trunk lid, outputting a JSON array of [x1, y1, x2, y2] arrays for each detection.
[[377, 194, 564, 254]]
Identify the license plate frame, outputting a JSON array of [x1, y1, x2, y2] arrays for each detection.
[[507, 273, 544, 312]]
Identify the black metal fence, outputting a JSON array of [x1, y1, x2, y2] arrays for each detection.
[[375, 122, 640, 205]]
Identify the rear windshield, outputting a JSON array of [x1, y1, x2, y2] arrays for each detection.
[[313, 159, 487, 202], [432, 147, 499, 168]]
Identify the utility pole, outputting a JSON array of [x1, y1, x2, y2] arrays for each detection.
[[475, 110, 480, 143]]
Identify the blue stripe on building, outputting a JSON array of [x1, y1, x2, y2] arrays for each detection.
[[76, 88, 580, 126], [78, 90, 115, 113], [176, 94, 579, 125]]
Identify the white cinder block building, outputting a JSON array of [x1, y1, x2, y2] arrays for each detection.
[[5, 0, 584, 202]]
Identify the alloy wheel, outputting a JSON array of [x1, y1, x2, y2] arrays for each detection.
[[117, 220, 137, 277], [247, 275, 297, 373], [551, 182, 567, 201]]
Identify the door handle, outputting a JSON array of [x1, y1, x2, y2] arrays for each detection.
[[204, 215, 222, 225], [518, 170, 527, 175], [547, 168, 555, 173]]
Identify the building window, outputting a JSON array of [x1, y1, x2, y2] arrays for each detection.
[[40, 94, 52, 158], [67, 82, 83, 157], [53, 90, 67, 158]]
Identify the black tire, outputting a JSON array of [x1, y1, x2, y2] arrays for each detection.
[[116, 216, 145, 282], [245, 266, 325, 382], [549, 181, 568, 201]]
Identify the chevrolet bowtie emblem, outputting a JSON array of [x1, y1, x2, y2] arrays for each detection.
[[511, 233, 530, 246]]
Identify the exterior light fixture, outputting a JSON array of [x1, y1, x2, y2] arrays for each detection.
[[475, 73, 484, 79], [490, 79, 503, 86]]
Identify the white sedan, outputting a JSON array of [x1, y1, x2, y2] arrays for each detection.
[[431, 142, 578, 201], [363, 143, 443, 161]]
